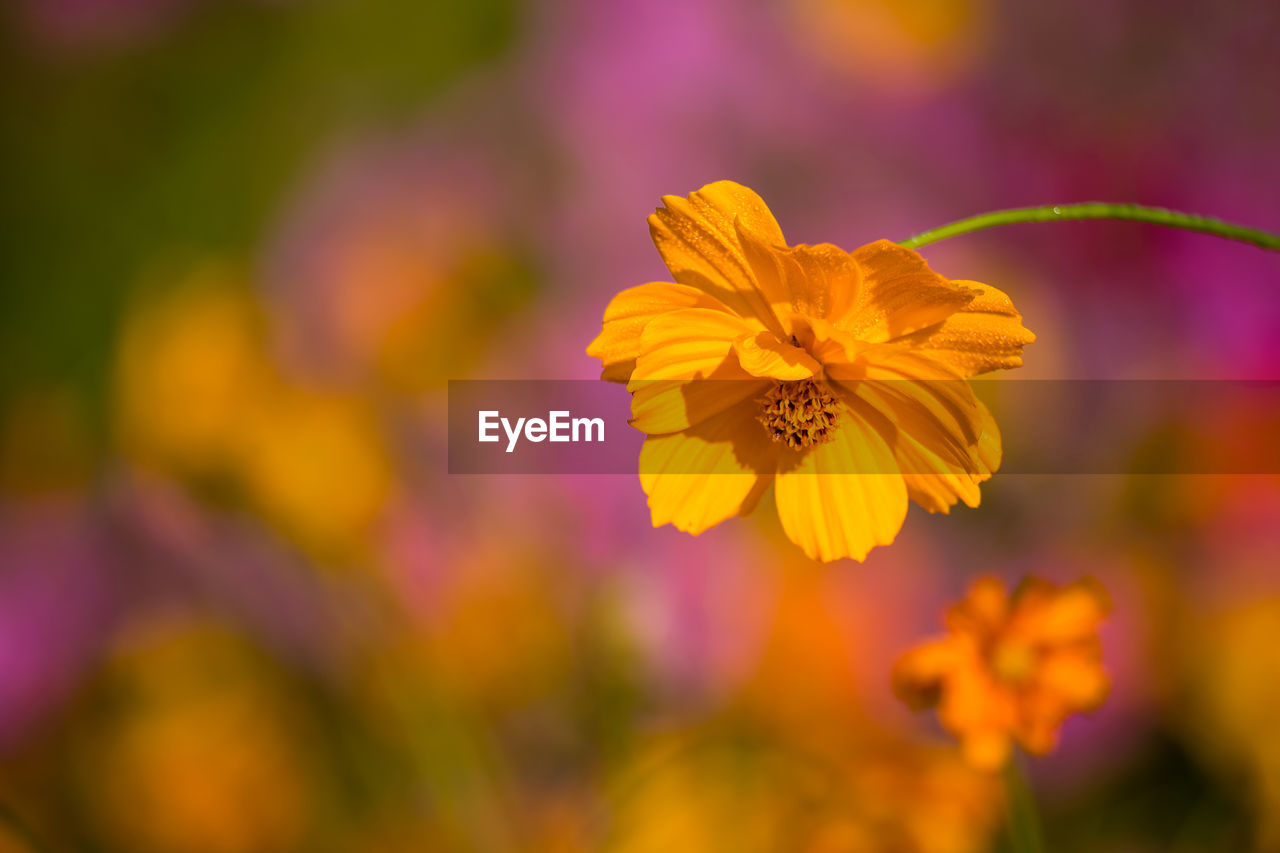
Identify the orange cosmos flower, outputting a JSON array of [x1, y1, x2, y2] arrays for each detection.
[[892, 575, 1110, 770], [586, 181, 1034, 561]]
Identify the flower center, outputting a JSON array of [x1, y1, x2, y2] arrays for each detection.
[[991, 639, 1037, 686], [757, 379, 840, 450]]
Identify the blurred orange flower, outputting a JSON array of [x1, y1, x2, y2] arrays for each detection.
[[892, 575, 1110, 770], [77, 621, 316, 853], [587, 181, 1033, 562]]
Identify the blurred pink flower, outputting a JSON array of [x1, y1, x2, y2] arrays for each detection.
[[0, 501, 116, 748]]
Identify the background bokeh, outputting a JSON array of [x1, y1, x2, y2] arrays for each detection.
[[2, 0, 1280, 850]]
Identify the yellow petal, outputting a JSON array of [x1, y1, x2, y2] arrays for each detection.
[[639, 397, 777, 534], [831, 345, 985, 449], [587, 282, 736, 382], [893, 431, 986, 512], [773, 399, 908, 562], [648, 181, 788, 335], [731, 331, 821, 380], [839, 240, 974, 342], [735, 221, 861, 321], [628, 308, 767, 433], [630, 376, 768, 435], [629, 307, 754, 382], [893, 281, 1036, 376], [832, 348, 996, 514]]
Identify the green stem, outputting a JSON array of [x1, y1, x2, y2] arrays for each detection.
[[900, 203, 1280, 252], [1003, 758, 1047, 853]]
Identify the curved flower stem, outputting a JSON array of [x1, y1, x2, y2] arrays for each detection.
[[1003, 758, 1047, 853], [900, 203, 1280, 252]]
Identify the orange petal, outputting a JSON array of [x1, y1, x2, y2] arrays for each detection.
[[1033, 579, 1111, 644], [648, 181, 789, 335], [1037, 649, 1110, 710], [839, 240, 974, 342], [587, 281, 737, 382], [787, 313, 868, 367], [941, 666, 1018, 735], [891, 637, 964, 709], [639, 397, 778, 534], [732, 331, 822, 380], [773, 399, 908, 562], [961, 730, 1012, 771], [892, 281, 1036, 376], [948, 576, 1009, 636], [736, 222, 861, 321]]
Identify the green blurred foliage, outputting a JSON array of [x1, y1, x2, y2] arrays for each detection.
[[0, 0, 515, 411]]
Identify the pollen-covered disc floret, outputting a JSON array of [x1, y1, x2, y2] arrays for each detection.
[[757, 378, 841, 450]]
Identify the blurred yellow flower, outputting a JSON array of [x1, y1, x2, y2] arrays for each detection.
[[893, 576, 1110, 770], [116, 270, 266, 475], [1181, 596, 1280, 851], [605, 729, 999, 853], [587, 181, 1033, 562], [237, 387, 393, 558], [115, 269, 393, 560], [78, 621, 315, 853]]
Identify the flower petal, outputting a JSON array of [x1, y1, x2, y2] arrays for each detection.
[[1037, 650, 1110, 709], [587, 282, 736, 382], [892, 637, 964, 710], [736, 222, 861, 322], [837, 350, 999, 514], [839, 240, 975, 342], [639, 397, 778, 534], [628, 308, 767, 433], [773, 399, 909, 562], [893, 281, 1036, 376], [1031, 579, 1111, 644], [648, 181, 788, 335], [960, 730, 1012, 771], [787, 314, 869, 366], [629, 307, 754, 382], [731, 331, 822, 380], [892, 429, 986, 513], [830, 345, 986, 449]]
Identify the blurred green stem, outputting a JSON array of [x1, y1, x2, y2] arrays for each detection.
[[900, 203, 1280, 252], [1003, 758, 1047, 853]]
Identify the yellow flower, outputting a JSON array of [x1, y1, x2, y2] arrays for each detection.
[[892, 576, 1110, 770], [115, 270, 393, 561], [587, 181, 1033, 562]]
